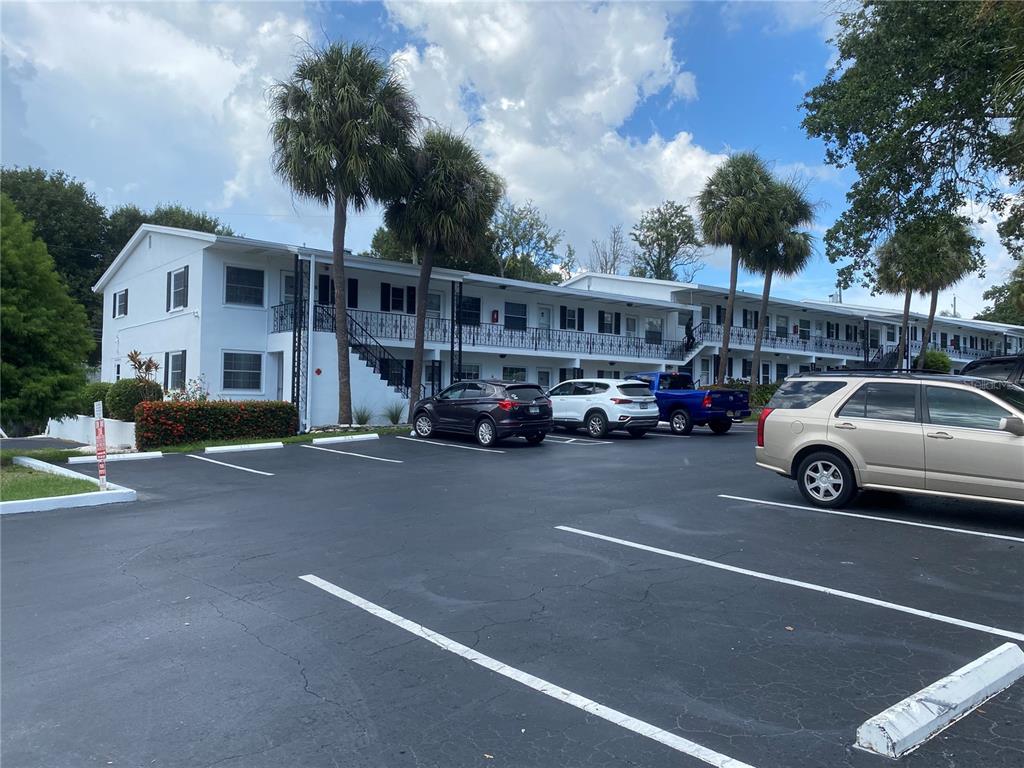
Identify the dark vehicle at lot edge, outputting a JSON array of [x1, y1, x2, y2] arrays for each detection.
[[627, 371, 751, 435], [412, 380, 553, 447], [960, 354, 1024, 385]]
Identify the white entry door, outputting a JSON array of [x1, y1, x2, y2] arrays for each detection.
[[538, 305, 552, 330]]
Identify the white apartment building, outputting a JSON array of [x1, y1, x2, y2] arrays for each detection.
[[95, 225, 1024, 428]]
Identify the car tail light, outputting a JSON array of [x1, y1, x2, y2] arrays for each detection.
[[498, 399, 514, 411], [610, 397, 633, 404], [702, 393, 713, 409], [757, 407, 773, 447]]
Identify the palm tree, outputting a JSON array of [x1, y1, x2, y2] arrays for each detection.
[[384, 129, 504, 420], [270, 42, 417, 425], [697, 153, 778, 385], [914, 215, 983, 368], [744, 180, 814, 393], [875, 228, 932, 369]]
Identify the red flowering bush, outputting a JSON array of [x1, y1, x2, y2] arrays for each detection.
[[135, 400, 298, 450]]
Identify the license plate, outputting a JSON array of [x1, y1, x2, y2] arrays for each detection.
[[727, 410, 735, 417], [528, 406, 539, 414], [639, 402, 648, 409]]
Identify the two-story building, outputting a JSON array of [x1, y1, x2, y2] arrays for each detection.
[[94, 225, 1024, 428]]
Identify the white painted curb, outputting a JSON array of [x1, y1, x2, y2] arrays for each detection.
[[68, 451, 163, 464], [855, 642, 1024, 759], [312, 433, 379, 445], [205, 442, 284, 454], [2, 457, 136, 515]]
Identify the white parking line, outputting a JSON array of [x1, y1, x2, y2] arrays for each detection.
[[546, 436, 613, 445], [718, 495, 1024, 544], [301, 444, 403, 464], [300, 574, 756, 768], [187, 454, 274, 476], [555, 525, 1024, 643], [395, 436, 504, 454]]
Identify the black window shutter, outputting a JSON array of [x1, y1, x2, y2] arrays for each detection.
[[559, 306, 567, 330], [182, 266, 189, 307], [559, 368, 568, 382], [180, 350, 187, 386], [166, 272, 172, 311], [347, 278, 358, 309], [317, 274, 329, 305], [164, 353, 169, 390], [614, 312, 621, 334], [124, 290, 128, 316], [112, 294, 117, 318], [598, 310, 605, 331], [380, 282, 391, 312], [577, 308, 584, 330], [406, 286, 416, 315], [404, 359, 414, 387]]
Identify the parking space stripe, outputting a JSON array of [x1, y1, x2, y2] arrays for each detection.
[[300, 574, 756, 768], [718, 494, 1024, 544], [301, 444, 403, 464], [546, 436, 613, 445], [186, 454, 274, 476], [395, 436, 504, 454], [555, 526, 1024, 643]]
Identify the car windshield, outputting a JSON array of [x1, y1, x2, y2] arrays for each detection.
[[617, 383, 652, 397], [505, 385, 545, 401], [971, 381, 1024, 412], [659, 374, 693, 390]]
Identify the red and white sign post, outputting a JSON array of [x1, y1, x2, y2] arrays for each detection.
[[94, 401, 107, 491]]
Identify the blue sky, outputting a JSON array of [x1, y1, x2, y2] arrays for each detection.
[[0, 1, 1013, 317]]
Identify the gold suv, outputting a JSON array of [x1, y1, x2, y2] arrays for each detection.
[[755, 372, 1024, 508]]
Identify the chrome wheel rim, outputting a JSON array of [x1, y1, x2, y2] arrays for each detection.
[[478, 421, 494, 444], [588, 417, 603, 436], [415, 415, 432, 436], [672, 413, 686, 431], [804, 460, 843, 502]]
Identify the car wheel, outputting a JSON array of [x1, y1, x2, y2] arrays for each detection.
[[626, 428, 647, 438], [585, 411, 608, 438], [475, 418, 498, 447], [525, 432, 546, 445], [796, 451, 856, 508], [669, 409, 693, 436], [414, 412, 434, 438], [708, 419, 732, 434]]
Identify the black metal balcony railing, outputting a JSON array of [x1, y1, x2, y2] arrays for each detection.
[[698, 323, 865, 358]]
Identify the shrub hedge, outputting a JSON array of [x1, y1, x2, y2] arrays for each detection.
[[135, 400, 299, 450], [75, 381, 113, 415], [106, 378, 164, 421]]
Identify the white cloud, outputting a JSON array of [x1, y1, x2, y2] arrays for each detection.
[[792, 70, 807, 87]]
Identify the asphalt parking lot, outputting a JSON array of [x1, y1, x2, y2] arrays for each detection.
[[3, 425, 1022, 768]]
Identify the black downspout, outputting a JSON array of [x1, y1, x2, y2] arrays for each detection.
[[862, 318, 869, 366]]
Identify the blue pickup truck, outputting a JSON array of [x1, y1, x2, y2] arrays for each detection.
[[626, 372, 751, 435]]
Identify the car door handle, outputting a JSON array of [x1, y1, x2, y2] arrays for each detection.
[[927, 431, 954, 440], [834, 422, 857, 430]]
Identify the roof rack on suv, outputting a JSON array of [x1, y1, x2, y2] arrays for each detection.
[[788, 369, 954, 379]]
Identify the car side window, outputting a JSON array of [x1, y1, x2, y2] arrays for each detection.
[[926, 386, 1010, 430], [962, 361, 1016, 381], [592, 383, 610, 393], [461, 383, 485, 399], [838, 383, 918, 422], [572, 383, 593, 396], [437, 384, 465, 400], [548, 383, 572, 397]]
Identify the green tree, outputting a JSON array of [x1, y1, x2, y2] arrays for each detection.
[[270, 41, 417, 424], [366, 225, 414, 263], [875, 224, 938, 369], [107, 203, 234, 257], [975, 266, 1024, 325], [0, 194, 94, 435], [1, 166, 107, 349], [744, 181, 815, 394], [802, 1, 1023, 287], [697, 153, 779, 385], [384, 129, 503, 419], [628, 201, 703, 281], [489, 199, 564, 283], [588, 225, 628, 274]]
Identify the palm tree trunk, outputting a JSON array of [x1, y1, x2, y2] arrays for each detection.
[[408, 246, 434, 423], [917, 288, 939, 369], [716, 245, 740, 385], [750, 268, 773, 396], [895, 289, 911, 371], [332, 194, 353, 425]]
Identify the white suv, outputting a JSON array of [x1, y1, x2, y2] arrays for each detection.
[[755, 372, 1024, 508], [548, 378, 659, 438]]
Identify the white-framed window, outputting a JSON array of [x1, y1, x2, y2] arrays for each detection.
[[167, 266, 188, 311], [564, 307, 578, 330], [776, 314, 789, 336], [281, 271, 296, 303], [886, 325, 896, 342], [455, 363, 480, 381], [599, 312, 616, 334], [645, 317, 663, 344], [502, 366, 527, 382], [391, 286, 405, 312], [504, 302, 527, 331], [222, 351, 262, 391], [113, 289, 128, 318], [426, 292, 442, 319], [700, 357, 710, 384], [625, 316, 638, 336], [166, 350, 186, 390], [537, 369, 552, 389], [701, 305, 711, 322], [225, 266, 265, 306]]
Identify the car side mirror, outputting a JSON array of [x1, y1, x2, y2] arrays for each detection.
[[999, 416, 1024, 436]]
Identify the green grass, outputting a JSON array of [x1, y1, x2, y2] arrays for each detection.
[[0, 447, 82, 466], [0, 465, 97, 502], [155, 426, 410, 454]]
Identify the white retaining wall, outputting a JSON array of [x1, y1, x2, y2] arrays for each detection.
[[46, 415, 136, 449]]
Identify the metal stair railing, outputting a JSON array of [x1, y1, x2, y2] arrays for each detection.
[[345, 309, 411, 399]]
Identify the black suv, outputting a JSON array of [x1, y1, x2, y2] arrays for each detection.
[[960, 354, 1024, 385], [412, 380, 553, 447]]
